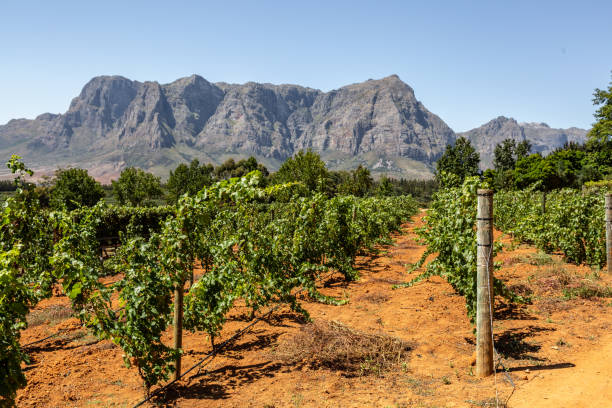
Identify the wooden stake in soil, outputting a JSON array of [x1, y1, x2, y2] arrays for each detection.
[[606, 193, 612, 274], [541, 191, 547, 215], [173, 279, 185, 381], [476, 189, 494, 377]]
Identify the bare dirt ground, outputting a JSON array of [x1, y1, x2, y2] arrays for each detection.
[[17, 210, 612, 407]]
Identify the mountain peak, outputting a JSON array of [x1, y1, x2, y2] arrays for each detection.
[[384, 74, 401, 81], [520, 121, 551, 129], [79, 75, 135, 92], [371, 74, 401, 82], [167, 74, 210, 87], [459, 117, 588, 169], [361, 74, 405, 85], [340, 75, 415, 98], [490, 116, 516, 124]]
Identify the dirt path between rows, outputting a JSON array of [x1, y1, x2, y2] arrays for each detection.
[[509, 333, 612, 408], [17, 210, 612, 407]]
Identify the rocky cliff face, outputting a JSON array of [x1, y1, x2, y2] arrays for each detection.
[[0, 75, 588, 180], [0, 75, 456, 179], [459, 116, 587, 169], [296, 76, 454, 162]]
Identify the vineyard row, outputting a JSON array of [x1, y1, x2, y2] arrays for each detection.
[[0, 160, 419, 405]]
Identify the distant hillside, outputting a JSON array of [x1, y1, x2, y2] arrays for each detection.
[[0, 76, 589, 181], [458, 116, 587, 169], [0, 75, 455, 181]]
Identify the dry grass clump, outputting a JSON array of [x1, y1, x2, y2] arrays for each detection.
[[358, 292, 390, 304], [507, 283, 533, 297], [505, 252, 556, 267], [562, 280, 612, 300], [27, 304, 73, 327], [531, 265, 612, 299], [537, 297, 572, 314], [274, 320, 411, 375], [530, 266, 577, 293]]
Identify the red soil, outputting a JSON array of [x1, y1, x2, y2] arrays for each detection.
[[17, 210, 612, 407]]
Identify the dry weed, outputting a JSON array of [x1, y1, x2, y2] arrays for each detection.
[[358, 292, 390, 304], [532, 266, 575, 293], [504, 252, 556, 267], [27, 304, 73, 327], [274, 320, 411, 375], [507, 283, 533, 297], [562, 281, 612, 299], [537, 297, 572, 314]]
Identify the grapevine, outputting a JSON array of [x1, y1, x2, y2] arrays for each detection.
[[0, 163, 419, 402], [495, 188, 606, 267], [0, 156, 54, 407], [395, 174, 523, 324]]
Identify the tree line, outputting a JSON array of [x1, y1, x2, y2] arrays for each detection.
[[435, 73, 612, 191], [5, 152, 436, 211], [0, 150, 437, 211]]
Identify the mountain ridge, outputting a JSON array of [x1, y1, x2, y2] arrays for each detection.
[[458, 116, 587, 169], [0, 75, 587, 181], [0, 74, 456, 180]]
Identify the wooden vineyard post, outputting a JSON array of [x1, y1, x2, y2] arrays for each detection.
[[541, 191, 547, 215], [606, 193, 611, 274], [173, 279, 184, 381], [476, 189, 494, 377]]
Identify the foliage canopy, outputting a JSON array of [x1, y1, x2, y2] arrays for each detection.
[[435, 137, 480, 186], [589, 71, 612, 143], [112, 167, 163, 206], [166, 159, 214, 203], [274, 150, 330, 193], [50, 168, 104, 211]]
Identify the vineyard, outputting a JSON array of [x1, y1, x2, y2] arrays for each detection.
[[494, 187, 607, 267], [1, 157, 419, 406], [2, 157, 612, 407]]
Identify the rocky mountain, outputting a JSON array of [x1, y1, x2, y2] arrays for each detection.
[[0, 75, 455, 181], [0, 75, 589, 181], [458, 116, 588, 169]]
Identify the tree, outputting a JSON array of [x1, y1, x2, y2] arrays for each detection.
[[214, 156, 269, 180], [581, 138, 612, 182], [435, 137, 480, 186], [375, 175, 395, 197], [514, 147, 586, 191], [0, 179, 17, 192], [547, 148, 587, 188], [112, 167, 163, 206], [338, 165, 374, 197], [588, 71, 612, 143], [500, 74, 612, 190], [273, 150, 330, 193], [583, 73, 612, 182], [515, 140, 532, 160], [493, 139, 531, 172], [493, 139, 517, 172], [50, 168, 104, 210], [166, 159, 214, 203], [328, 170, 349, 196], [482, 168, 496, 188], [490, 139, 532, 190]]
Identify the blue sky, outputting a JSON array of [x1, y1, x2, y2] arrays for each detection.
[[1, 0, 611, 131]]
